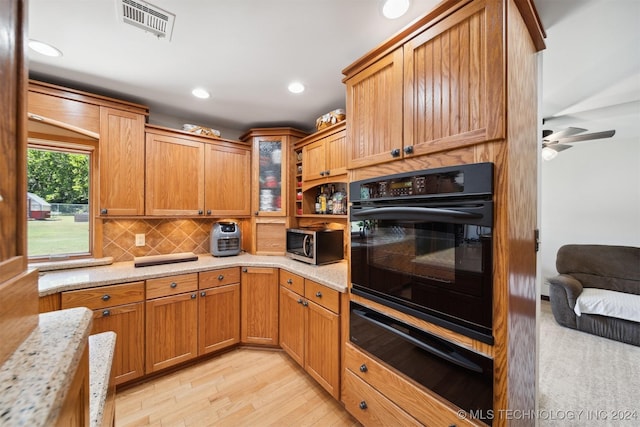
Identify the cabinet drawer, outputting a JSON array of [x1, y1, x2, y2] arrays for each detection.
[[61, 281, 144, 310], [279, 270, 304, 295], [146, 273, 198, 299], [199, 267, 240, 289], [343, 369, 419, 426], [304, 280, 339, 313], [345, 343, 479, 426]]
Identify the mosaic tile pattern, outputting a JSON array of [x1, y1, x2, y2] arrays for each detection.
[[102, 218, 218, 262]]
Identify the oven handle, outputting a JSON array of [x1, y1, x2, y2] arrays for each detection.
[[352, 308, 483, 373], [351, 206, 483, 221]]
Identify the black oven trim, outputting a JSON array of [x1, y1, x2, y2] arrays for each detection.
[[351, 286, 494, 345]]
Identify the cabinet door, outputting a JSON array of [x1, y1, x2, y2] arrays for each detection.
[[346, 47, 404, 169], [301, 140, 326, 182], [145, 132, 204, 215], [403, 0, 504, 156], [253, 138, 286, 216], [305, 301, 340, 399], [279, 286, 305, 366], [198, 283, 240, 355], [241, 267, 279, 345], [324, 128, 347, 177], [93, 302, 145, 385], [146, 292, 198, 373], [99, 107, 145, 216], [204, 143, 251, 216]]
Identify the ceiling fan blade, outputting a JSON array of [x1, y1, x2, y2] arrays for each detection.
[[542, 142, 572, 152], [542, 127, 587, 142], [556, 130, 616, 144]]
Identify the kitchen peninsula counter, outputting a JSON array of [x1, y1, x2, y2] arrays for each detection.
[[37, 254, 348, 296]]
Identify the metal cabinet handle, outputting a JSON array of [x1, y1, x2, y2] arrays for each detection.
[[191, 293, 197, 299], [198, 210, 203, 215], [207, 210, 212, 215], [200, 291, 206, 297], [170, 282, 177, 288], [315, 291, 322, 298], [100, 208, 108, 215], [242, 268, 248, 273], [403, 145, 414, 155], [359, 364, 368, 373], [297, 298, 304, 304], [218, 274, 224, 280], [102, 294, 111, 301], [325, 170, 330, 176], [287, 279, 293, 284], [102, 309, 111, 317], [302, 301, 309, 307], [320, 171, 325, 176], [359, 401, 368, 410], [390, 148, 401, 157]]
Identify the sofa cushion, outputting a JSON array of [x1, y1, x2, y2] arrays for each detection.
[[574, 288, 640, 323]]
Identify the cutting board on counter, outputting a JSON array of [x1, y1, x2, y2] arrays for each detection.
[[134, 252, 198, 268]]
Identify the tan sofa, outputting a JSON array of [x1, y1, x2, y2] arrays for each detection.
[[547, 244, 640, 346]]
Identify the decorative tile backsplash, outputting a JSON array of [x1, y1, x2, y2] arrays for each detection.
[[103, 218, 218, 262]]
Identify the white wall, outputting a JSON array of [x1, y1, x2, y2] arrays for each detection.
[[539, 135, 640, 295]]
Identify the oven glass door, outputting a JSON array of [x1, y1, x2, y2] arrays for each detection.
[[351, 203, 493, 341]]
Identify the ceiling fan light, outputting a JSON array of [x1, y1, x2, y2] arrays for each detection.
[[28, 39, 63, 57], [191, 88, 210, 99], [541, 146, 558, 161], [382, 0, 410, 19], [288, 81, 305, 94]]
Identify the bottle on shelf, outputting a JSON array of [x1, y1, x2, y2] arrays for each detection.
[[332, 186, 346, 215], [318, 185, 328, 214], [327, 185, 335, 214]]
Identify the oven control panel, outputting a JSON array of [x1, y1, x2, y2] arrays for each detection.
[[357, 173, 462, 199]]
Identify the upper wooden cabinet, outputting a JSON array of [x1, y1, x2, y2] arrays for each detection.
[[344, 0, 529, 169], [99, 107, 145, 216], [299, 122, 347, 186], [145, 125, 251, 217]]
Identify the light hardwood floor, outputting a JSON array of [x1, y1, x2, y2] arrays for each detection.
[[115, 348, 360, 426]]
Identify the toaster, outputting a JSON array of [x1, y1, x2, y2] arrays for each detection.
[[210, 222, 241, 256]]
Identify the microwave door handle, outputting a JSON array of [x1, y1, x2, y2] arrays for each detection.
[[302, 235, 312, 257], [351, 206, 483, 222], [352, 309, 483, 373]]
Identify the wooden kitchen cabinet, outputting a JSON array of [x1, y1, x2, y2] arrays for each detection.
[[145, 125, 251, 217], [145, 274, 199, 373], [279, 273, 340, 399], [99, 107, 146, 216], [241, 267, 279, 346], [345, 47, 404, 169], [300, 121, 347, 185], [56, 346, 90, 427], [61, 281, 145, 385], [198, 268, 241, 355]]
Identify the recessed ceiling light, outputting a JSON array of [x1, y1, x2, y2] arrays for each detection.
[[382, 0, 410, 19], [192, 88, 210, 99], [28, 40, 63, 57], [288, 81, 305, 94]]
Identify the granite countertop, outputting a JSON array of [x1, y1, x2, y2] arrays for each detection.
[[0, 307, 93, 427], [37, 253, 348, 296], [89, 332, 116, 427]]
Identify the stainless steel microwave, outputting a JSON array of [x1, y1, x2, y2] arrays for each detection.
[[286, 228, 344, 265]]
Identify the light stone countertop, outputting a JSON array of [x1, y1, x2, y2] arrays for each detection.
[[0, 307, 93, 427], [89, 332, 116, 427], [37, 253, 348, 296]]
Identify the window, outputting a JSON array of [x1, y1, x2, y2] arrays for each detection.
[[27, 140, 95, 260]]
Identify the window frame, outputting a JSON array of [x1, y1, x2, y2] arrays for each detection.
[[27, 136, 99, 262]]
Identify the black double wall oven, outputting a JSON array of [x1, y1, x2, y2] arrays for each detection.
[[349, 162, 495, 421]]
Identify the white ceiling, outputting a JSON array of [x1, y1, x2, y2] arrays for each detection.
[[28, 0, 640, 140]]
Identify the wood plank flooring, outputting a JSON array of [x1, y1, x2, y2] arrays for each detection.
[[115, 348, 361, 426]]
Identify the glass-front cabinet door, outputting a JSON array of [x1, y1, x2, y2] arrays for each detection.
[[256, 138, 284, 215]]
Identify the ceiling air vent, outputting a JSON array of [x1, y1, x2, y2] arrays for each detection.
[[119, 0, 175, 41]]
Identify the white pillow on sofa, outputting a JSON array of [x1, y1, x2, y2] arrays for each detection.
[[574, 288, 640, 323]]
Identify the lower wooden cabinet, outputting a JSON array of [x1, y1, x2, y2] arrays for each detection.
[[61, 281, 145, 385], [198, 267, 241, 355], [241, 267, 279, 346], [56, 345, 90, 426], [279, 272, 340, 399], [145, 274, 199, 373]]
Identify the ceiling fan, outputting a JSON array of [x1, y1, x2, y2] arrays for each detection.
[[541, 127, 616, 160]]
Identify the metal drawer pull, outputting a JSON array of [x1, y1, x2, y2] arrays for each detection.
[[201, 291, 206, 297], [359, 364, 368, 373], [359, 401, 368, 410], [191, 294, 197, 299], [287, 279, 293, 284], [102, 294, 111, 301], [302, 301, 309, 307], [102, 309, 111, 317], [218, 274, 224, 280], [315, 291, 322, 298], [297, 298, 304, 304], [170, 282, 177, 288]]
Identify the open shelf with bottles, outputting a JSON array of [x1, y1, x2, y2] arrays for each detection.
[[296, 182, 348, 218]]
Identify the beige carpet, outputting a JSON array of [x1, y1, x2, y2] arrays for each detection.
[[539, 301, 640, 426]]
